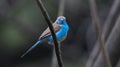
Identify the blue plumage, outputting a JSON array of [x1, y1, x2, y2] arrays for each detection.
[[21, 16, 69, 58], [21, 40, 41, 58]]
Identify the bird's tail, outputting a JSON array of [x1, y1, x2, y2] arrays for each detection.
[[21, 40, 41, 58]]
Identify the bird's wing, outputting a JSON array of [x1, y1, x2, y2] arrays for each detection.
[[39, 23, 61, 40]]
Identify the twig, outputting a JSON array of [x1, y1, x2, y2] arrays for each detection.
[[51, 0, 65, 67], [102, 0, 120, 41], [36, 0, 64, 67], [86, 0, 120, 67], [52, 47, 58, 67], [93, 14, 120, 67], [88, 0, 112, 67], [58, 0, 65, 16]]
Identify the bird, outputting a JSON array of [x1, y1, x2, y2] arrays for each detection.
[[21, 16, 69, 58]]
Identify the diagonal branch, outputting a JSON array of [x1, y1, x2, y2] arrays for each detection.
[[102, 0, 120, 41], [85, 0, 120, 67], [93, 14, 120, 67], [51, 0, 65, 67], [36, 0, 64, 67], [87, 0, 112, 67]]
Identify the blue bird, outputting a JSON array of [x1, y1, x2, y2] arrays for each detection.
[[21, 16, 69, 58]]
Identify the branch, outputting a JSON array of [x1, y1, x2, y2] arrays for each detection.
[[58, 0, 65, 16], [86, 0, 120, 67], [51, 0, 65, 67], [93, 14, 120, 67], [36, 0, 64, 67], [102, 0, 120, 41], [87, 0, 112, 67], [51, 46, 58, 67]]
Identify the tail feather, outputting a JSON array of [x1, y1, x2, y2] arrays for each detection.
[[21, 40, 41, 58]]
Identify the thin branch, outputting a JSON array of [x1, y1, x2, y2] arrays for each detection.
[[88, 0, 112, 67], [93, 14, 120, 67], [58, 0, 65, 16], [51, 0, 65, 67], [52, 46, 58, 67], [36, 0, 64, 67], [86, 0, 120, 67], [102, 0, 120, 41]]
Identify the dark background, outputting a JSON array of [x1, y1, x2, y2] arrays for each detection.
[[0, 0, 120, 67]]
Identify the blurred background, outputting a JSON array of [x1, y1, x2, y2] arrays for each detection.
[[0, 0, 120, 67]]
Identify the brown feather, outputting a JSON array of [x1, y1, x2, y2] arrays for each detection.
[[39, 22, 61, 40]]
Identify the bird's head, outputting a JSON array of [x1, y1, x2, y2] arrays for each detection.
[[56, 16, 66, 25]]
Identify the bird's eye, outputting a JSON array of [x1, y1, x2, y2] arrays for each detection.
[[60, 18, 64, 21]]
